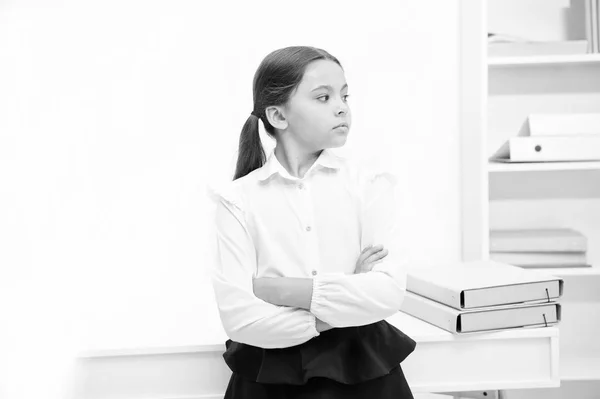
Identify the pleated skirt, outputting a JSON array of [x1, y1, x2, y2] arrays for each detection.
[[222, 319, 417, 399]]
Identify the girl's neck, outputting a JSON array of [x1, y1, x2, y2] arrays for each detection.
[[274, 144, 322, 179]]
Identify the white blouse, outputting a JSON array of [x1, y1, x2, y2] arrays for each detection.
[[206, 148, 407, 349]]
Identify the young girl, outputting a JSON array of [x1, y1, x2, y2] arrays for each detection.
[[208, 46, 416, 399]]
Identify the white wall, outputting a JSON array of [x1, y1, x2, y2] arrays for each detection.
[[0, 1, 460, 398]]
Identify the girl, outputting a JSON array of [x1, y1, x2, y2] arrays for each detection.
[[208, 46, 416, 399]]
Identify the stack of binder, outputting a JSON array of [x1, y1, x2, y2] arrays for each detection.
[[401, 260, 563, 334], [489, 113, 600, 163], [489, 228, 590, 269]]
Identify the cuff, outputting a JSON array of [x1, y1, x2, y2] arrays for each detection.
[[307, 311, 319, 336], [309, 276, 320, 314], [309, 273, 345, 322]]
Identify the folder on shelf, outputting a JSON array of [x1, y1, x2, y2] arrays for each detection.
[[490, 251, 587, 268], [593, 0, 599, 53], [583, 0, 596, 53], [488, 40, 588, 58], [490, 228, 588, 252], [597, 0, 600, 53], [489, 136, 600, 163], [487, 32, 529, 44], [407, 260, 563, 310], [518, 113, 600, 137], [509, 263, 592, 270], [401, 291, 561, 334]]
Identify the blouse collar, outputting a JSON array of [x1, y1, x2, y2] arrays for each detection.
[[256, 148, 343, 182]]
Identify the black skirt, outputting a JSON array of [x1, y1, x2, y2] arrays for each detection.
[[222, 319, 417, 399]]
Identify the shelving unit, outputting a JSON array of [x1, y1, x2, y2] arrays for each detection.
[[461, 0, 600, 397]]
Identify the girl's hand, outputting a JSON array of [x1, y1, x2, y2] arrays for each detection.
[[253, 277, 276, 304], [315, 317, 334, 333], [354, 244, 388, 274]]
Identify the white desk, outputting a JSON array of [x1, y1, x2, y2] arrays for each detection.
[[387, 312, 559, 393], [74, 311, 559, 398]]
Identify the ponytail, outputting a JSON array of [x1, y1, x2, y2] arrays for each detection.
[[233, 114, 265, 181]]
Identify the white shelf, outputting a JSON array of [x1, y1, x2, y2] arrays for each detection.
[[488, 54, 600, 67], [488, 161, 600, 172]]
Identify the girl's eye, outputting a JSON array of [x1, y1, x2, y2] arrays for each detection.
[[317, 94, 350, 102]]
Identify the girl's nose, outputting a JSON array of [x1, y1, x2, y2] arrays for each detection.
[[336, 103, 349, 115]]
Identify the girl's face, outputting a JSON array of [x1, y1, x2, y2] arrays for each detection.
[[281, 59, 351, 150]]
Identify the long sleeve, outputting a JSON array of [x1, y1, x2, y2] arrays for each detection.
[[208, 184, 320, 348], [309, 170, 407, 327]]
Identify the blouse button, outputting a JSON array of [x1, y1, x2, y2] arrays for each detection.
[[312, 270, 317, 276], [306, 226, 312, 232]]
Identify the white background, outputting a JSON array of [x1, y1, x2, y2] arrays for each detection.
[[0, 1, 460, 397]]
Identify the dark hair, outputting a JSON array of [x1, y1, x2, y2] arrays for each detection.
[[233, 46, 342, 181]]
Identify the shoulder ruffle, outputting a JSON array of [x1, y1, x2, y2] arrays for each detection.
[[358, 163, 398, 189], [364, 168, 398, 187], [353, 163, 398, 210], [205, 180, 245, 215]]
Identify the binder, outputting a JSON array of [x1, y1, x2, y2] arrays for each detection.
[[407, 260, 563, 310], [518, 113, 600, 137], [490, 228, 588, 252], [489, 136, 600, 163], [586, 0, 594, 53], [597, 0, 600, 53], [502, 263, 592, 270], [401, 291, 561, 334], [488, 40, 588, 58], [490, 251, 587, 267], [593, 0, 599, 53]]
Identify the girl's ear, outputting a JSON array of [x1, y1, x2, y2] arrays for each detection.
[[265, 105, 288, 130]]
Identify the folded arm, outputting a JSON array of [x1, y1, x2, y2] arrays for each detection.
[[253, 172, 407, 328], [252, 277, 334, 332], [211, 196, 320, 348]]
